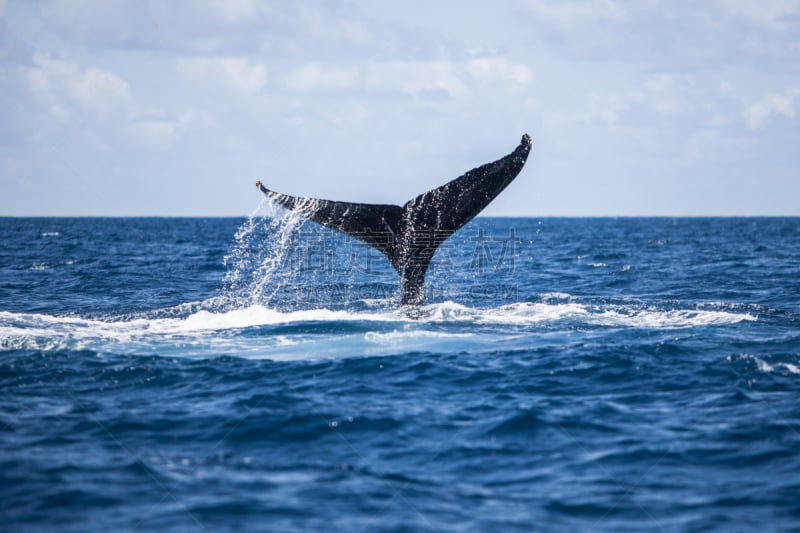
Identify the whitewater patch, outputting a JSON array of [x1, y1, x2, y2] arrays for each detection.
[[364, 329, 477, 354], [0, 306, 395, 357], [590, 307, 757, 328], [0, 299, 757, 360], [731, 354, 800, 376], [415, 301, 756, 328]]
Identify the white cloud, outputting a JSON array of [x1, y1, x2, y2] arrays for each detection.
[[466, 57, 534, 85], [34, 0, 382, 59], [285, 63, 359, 92], [642, 74, 681, 114], [176, 57, 267, 95], [744, 86, 800, 129], [301, 6, 375, 47], [520, 0, 624, 28], [516, 1, 799, 67], [304, 101, 372, 132], [208, 0, 259, 21], [282, 56, 533, 98], [715, 0, 800, 29], [582, 74, 686, 125], [584, 92, 637, 124], [365, 60, 467, 99], [131, 110, 195, 147], [26, 53, 129, 113], [643, 74, 673, 93]]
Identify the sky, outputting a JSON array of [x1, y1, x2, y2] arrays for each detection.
[[0, 0, 798, 216]]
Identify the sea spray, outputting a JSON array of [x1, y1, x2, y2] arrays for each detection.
[[218, 198, 399, 311], [219, 198, 308, 309]]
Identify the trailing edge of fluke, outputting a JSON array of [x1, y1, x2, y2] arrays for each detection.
[[256, 134, 532, 305]]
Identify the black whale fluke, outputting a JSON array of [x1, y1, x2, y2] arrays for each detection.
[[257, 134, 532, 305]]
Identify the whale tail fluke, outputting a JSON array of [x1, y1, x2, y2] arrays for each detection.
[[257, 134, 532, 305]]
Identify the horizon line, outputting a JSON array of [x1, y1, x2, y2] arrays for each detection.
[[2, 214, 799, 219]]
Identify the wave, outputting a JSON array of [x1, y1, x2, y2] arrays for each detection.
[[729, 354, 800, 376], [413, 300, 756, 328], [0, 297, 758, 360]]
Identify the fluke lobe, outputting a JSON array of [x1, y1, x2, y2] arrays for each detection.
[[256, 134, 532, 305]]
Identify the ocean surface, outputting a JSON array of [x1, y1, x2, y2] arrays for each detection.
[[2, 208, 799, 531]]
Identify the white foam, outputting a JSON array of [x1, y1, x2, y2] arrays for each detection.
[[177, 306, 396, 331], [538, 292, 573, 300], [0, 305, 405, 358], [412, 301, 755, 328], [592, 308, 757, 328], [365, 329, 473, 343], [735, 354, 800, 375], [417, 301, 590, 325], [1, 305, 395, 338], [0, 298, 758, 360]]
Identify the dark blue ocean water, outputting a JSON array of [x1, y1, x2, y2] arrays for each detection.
[[1, 210, 799, 531]]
